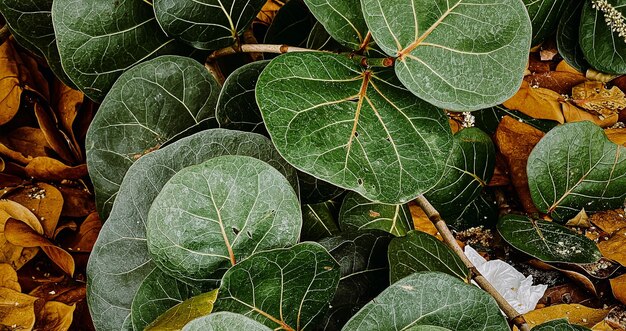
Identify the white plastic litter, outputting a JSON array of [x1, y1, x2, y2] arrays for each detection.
[[464, 245, 547, 314]]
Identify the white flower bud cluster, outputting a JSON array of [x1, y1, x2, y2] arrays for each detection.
[[592, 0, 626, 42]]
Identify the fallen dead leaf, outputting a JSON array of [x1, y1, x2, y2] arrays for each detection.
[[524, 71, 586, 95], [65, 212, 101, 253], [494, 116, 544, 213], [503, 80, 565, 123], [0, 263, 20, 292], [256, 0, 284, 26], [35, 301, 75, 331], [25, 157, 87, 181], [0, 200, 43, 269], [0, 127, 53, 159], [597, 228, 626, 267], [572, 81, 626, 117], [590, 210, 626, 234], [52, 81, 84, 161], [520, 304, 611, 329], [556, 60, 583, 75], [0, 40, 29, 126], [610, 274, 626, 305], [562, 102, 619, 128], [587, 69, 620, 83], [409, 203, 441, 239], [0, 287, 41, 330], [529, 260, 597, 296], [33, 102, 77, 164], [58, 185, 95, 218], [0, 141, 32, 165], [606, 128, 626, 146], [7, 183, 64, 238], [566, 208, 591, 228]]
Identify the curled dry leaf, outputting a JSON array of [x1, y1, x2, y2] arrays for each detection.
[[0, 127, 52, 159], [0, 40, 29, 126], [33, 102, 78, 164], [528, 260, 597, 296], [562, 102, 619, 128], [503, 80, 565, 123], [606, 128, 626, 146], [494, 116, 544, 213], [57, 185, 95, 218], [0, 141, 32, 165], [24, 157, 87, 181], [0, 200, 42, 269], [4, 218, 75, 276], [7, 183, 64, 238], [597, 228, 626, 267], [0, 263, 20, 292], [0, 287, 41, 330], [524, 71, 586, 95], [572, 81, 626, 117], [610, 274, 626, 305], [566, 209, 591, 228], [35, 301, 75, 331], [520, 304, 611, 330]]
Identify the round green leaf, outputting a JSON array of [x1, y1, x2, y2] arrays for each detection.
[[145, 290, 218, 331], [497, 214, 602, 264], [532, 319, 592, 331], [424, 127, 495, 220], [301, 201, 341, 241], [342, 271, 509, 330], [86, 129, 298, 331], [298, 172, 345, 204], [182, 312, 272, 331], [361, 0, 532, 111], [406, 327, 453, 331], [86, 55, 220, 219], [524, 0, 568, 46], [303, 0, 368, 49], [388, 230, 470, 283], [153, 0, 265, 50], [216, 60, 269, 134], [51, 0, 194, 101], [257, 52, 453, 204], [0, 0, 75, 87], [131, 269, 211, 331], [527, 121, 626, 221], [147, 155, 301, 283], [339, 191, 412, 236], [213, 242, 340, 330], [556, 1, 589, 72], [580, 0, 626, 74]]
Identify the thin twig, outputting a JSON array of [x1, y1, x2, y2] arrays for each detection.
[[415, 195, 531, 331], [208, 44, 312, 61], [0, 25, 11, 45], [204, 62, 226, 85]]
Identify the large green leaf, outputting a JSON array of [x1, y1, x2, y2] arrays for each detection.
[[556, 1, 589, 72], [301, 201, 341, 241], [527, 121, 626, 221], [182, 312, 272, 331], [130, 269, 211, 331], [388, 230, 469, 283], [342, 271, 509, 330], [153, 0, 265, 50], [213, 242, 340, 330], [216, 60, 269, 134], [318, 230, 392, 329], [0, 0, 74, 87], [579, 0, 626, 74], [497, 214, 602, 264], [339, 191, 412, 236], [257, 52, 453, 204], [86, 129, 297, 331], [146, 290, 218, 331], [51, 0, 193, 101], [298, 172, 345, 204], [424, 128, 495, 220], [360, 0, 531, 111], [302, 0, 368, 49], [85, 55, 220, 219], [524, 0, 568, 45], [532, 319, 591, 331], [147, 155, 302, 283]]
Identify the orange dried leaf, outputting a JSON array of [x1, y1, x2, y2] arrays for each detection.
[[598, 228, 626, 267], [503, 80, 565, 123], [0, 287, 41, 330], [0, 264, 20, 292], [66, 212, 101, 253], [521, 304, 610, 329], [606, 128, 626, 146], [34, 103, 78, 164], [590, 209, 626, 234], [610, 274, 626, 305], [0, 40, 27, 126], [36, 301, 75, 331], [0, 127, 53, 159], [24, 157, 87, 181], [524, 71, 586, 95], [572, 81, 626, 117], [562, 102, 619, 128], [556, 60, 583, 75], [8, 183, 64, 238]]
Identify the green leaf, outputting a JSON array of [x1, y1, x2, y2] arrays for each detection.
[[388, 230, 470, 283], [182, 312, 272, 331], [147, 155, 302, 283], [301, 201, 341, 241], [579, 0, 626, 74], [51, 0, 194, 101], [474, 105, 559, 135], [302, 0, 368, 49], [298, 172, 345, 204], [318, 230, 393, 328], [0, 0, 75, 87], [85, 55, 220, 219], [131, 269, 211, 331], [424, 128, 495, 220], [524, 0, 568, 45], [342, 271, 509, 330], [216, 60, 269, 134], [447, 191, 498, 230], [406, 327, 453, 331], [497, 214, 602, 264], [360, 0, 531, 111], [146, 290, 218, 331], [213, 242, 340, 330], [153, 0, 265, 50], [527, 121, 626, 221], [532, 319, 592, 331], [257, 52, 453, 204], [556, 1, 589, 72], [86, 129, 298, 331], [339, 191, 412, 236]]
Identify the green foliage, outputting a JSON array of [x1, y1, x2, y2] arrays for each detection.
[[524, 0, 568, 46], [532, 319, 592, 331], [182, 312, 272, 331], [339, 191, 412, 236], [579, 0, 626, 74]]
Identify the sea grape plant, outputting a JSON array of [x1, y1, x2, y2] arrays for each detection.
[[1, 0, 626, 330]]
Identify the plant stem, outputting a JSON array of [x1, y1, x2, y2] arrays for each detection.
[[0, 25, 11, 45], [415, 195, 531, 331], [208, 44, 312, 61]]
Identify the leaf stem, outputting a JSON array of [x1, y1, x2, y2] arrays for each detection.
[[208, 44, 312, 61], [415, 194, 531, 331]]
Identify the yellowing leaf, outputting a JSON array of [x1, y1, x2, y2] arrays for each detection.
[[24, 157, 87, 181], [610, 274, 626, 305], [562, 102, 619, 128], [0, 287, 41, 330], [606, 128, 626, 146], [36, 301, 75, 331], [598, 228, 626, 267], [572, 81, 626, 117], [503, 80, 565, 123], [146, 290, 218, 331], [522, 304, 610, 329], [0, 264, 20, 292]]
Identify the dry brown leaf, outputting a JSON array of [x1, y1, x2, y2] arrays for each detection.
[[494, 116, 544, 213], [0, 287, 41, 330], [8, 183, 64, 238], [0, 264, 20, 292], [587, 69, 620, 83], [590, 209, 626, 234], [256, 0, 284, 25], [524, 71, 586, 95], [592, 321, 622, 331], [606, 128, 626, 146], [25, 157, 87, 181], [0, 141, 32, 165], [0, 127, 52, 159], [5, 218, 75, 276], [36, 301, 75, 331], [66, 212, 101, 253], [29, 281, 85, 305], [610, 274, 626, 305], [556, 60, 583, 75], [521, 304, 611, 329], [53, 81, 84, 161], [598, 228, 626, 267], [572, 81, 626, 117], [408, 203, 440, 238], [34, 103, 78, 164], [566, 208, 591, 228], [0, 200, 43, 269], [0, 40, 29, 126], [562, 102, 619, 128], [503, 80, 565, 123], [58, 185, 95, 218]]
